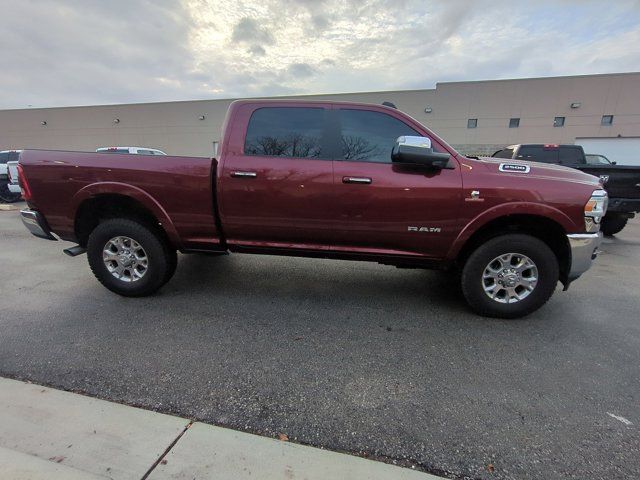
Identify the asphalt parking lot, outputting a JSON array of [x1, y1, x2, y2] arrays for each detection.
[[1, 204, 639, 480]]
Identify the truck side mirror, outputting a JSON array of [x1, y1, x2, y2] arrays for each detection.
[[391, 136, 451, 169]]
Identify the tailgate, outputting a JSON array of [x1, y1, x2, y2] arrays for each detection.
[[579, 165, 640, 199]]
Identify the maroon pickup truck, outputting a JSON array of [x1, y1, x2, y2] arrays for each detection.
[[16, 100, 607, 318]]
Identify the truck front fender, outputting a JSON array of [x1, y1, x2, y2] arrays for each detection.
[[446, 202, 578, 261], [71, 182, 181, 247]]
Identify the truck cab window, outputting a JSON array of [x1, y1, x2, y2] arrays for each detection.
[[244, 107, 324, 159], [559, 146, 585, 165], [516, 146, 559, 163], [339, 109, 422, 163]]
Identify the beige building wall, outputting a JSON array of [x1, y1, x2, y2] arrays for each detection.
[[1, 72, 638, 157]]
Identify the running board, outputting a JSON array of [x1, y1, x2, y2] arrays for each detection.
[[63, 245, 87, 257]]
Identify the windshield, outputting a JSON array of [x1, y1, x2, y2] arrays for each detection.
[[585, 154, 612, 165]]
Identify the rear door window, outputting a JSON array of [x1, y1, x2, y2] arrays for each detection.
[[339, 109, 421, 163], [0, 152, 8, 164], [244, 107, 325, 159], [516, 146, 559, 164], [559, 146, 585, 165]]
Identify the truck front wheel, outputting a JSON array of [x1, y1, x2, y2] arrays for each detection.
[[600, 213, 628, 236], [87, 218, 177, 297], [461, 234, 559, 318]]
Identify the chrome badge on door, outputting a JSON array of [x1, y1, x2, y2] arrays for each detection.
[[408, 226, 441, 233]]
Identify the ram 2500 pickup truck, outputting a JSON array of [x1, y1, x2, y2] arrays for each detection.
[[16, 100, 607, 318], [493, 144, 639, 235]]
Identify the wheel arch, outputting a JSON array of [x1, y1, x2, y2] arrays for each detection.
[[72, 184, 180, 248], [453, 213, 571, 286]]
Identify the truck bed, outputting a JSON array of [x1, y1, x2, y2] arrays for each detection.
[[576, 164, 640, 207], [18, 149, 221, 250]]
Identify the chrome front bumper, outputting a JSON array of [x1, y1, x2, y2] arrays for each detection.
[[567, 232, 602, 281], [20, 209, 57, 241]]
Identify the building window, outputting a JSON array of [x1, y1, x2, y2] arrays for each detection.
[[509, 118, 520, 128], [601, 115, 614, 126], [467, 118, 478, 128], [553, 116, 565, 127]]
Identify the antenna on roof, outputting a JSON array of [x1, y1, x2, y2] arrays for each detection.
[[382, 101, 397, 109]]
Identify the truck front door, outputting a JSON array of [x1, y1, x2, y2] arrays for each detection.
[[219, 105, 336, 250], [331, 107, 462, 258]]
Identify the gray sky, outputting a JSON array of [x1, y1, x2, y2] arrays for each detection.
[[1, 0, 639, 109]]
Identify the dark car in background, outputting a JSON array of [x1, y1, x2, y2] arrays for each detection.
[[493, 144, 640, 235]]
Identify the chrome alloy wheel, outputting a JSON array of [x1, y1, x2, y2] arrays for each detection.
[[102, 236, 148, 283], [482, 253, 538, 304]]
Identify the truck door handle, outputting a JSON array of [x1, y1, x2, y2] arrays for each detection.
[[343, 176, 372, 185], [231, 171, 257, 178]]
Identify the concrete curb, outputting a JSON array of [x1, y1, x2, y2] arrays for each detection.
[[0, 377, 441, 480], [0, 204, 21, 211]]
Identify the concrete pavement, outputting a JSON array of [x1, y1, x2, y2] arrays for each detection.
[[2, 205, 640, 479], [0, 377, 438, 480]]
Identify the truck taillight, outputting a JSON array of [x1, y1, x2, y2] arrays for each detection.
[[17, 164, 32, 201]]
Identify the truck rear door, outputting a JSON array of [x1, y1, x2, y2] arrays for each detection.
[[331, 107, 462, 258], [219, 104, 336, 250]]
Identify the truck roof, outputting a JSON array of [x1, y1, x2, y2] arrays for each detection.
[[504, 144, 582, 148], [229, 98, 400, 111]]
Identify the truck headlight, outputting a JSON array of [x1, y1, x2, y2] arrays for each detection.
[[584, 189, 608, 232]]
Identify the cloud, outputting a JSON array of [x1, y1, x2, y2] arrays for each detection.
[[231, 17, 274, 45], [0, 0, 639, 108], [248, 45, 267, 56], [288, 63, 316, 78]]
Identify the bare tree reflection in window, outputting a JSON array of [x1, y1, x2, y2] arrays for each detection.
[[342, 136, 381, 161], [246, 133, 321, 158]]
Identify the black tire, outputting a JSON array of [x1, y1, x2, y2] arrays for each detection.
[[600, 213, 628, 236], [461, 234, 559, 319], [164, 249, 178, 283], [0, 181, 21, 203], [87, 218, 176, 297]]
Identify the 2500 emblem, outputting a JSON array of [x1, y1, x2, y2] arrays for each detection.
[[408, 226, 441, 233]]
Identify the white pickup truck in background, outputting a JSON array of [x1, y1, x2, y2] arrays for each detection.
[[0, 150, 22, 203], [7, 161, 20, 194], [96, 146, 167, 155]]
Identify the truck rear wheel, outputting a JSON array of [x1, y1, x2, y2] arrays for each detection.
[[600, 213, 628, 236], [461, 234, 559, 318], [0, 181, 21, 203], [87, 218, 176, 297]]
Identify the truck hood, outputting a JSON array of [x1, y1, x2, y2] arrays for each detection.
[[473, 156, 601, 187]]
